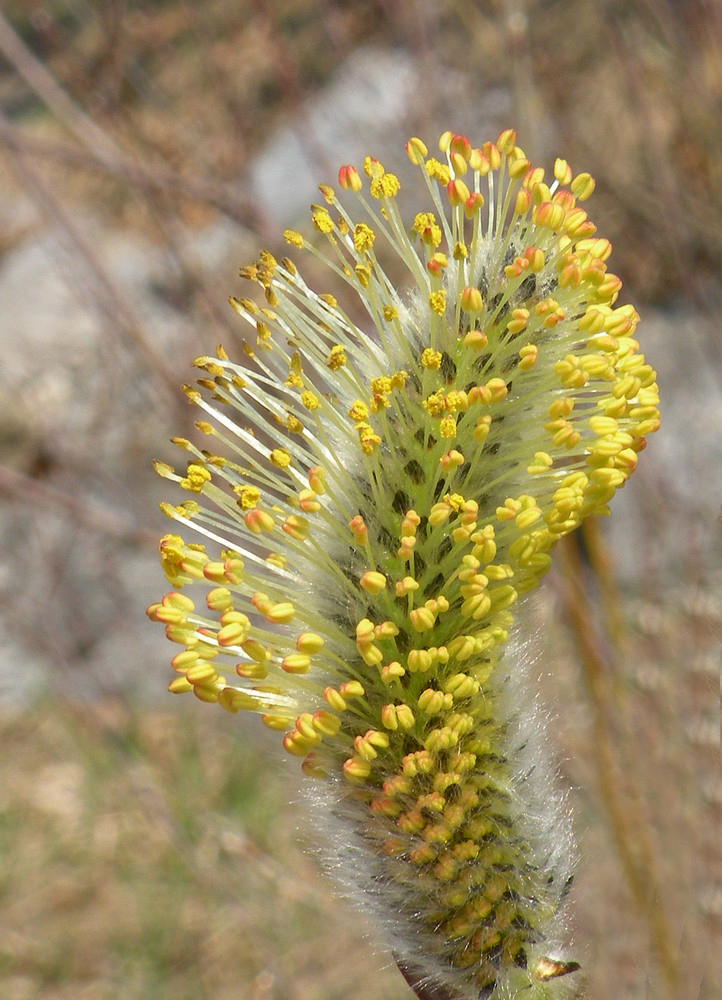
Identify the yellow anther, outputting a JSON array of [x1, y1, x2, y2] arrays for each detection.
[[554, 158, 573, 185], [168, 676, 193, 694], [429, 290, 447, 315], [507, 308, 529, 335], [323, 687, 347, 711], [307, 466, 326, 494], [473, 415, 492, 443], [401, 509, 420, 533], [449, 151, 468, 176], [406, 137, 428, 164], [360, 571, 387, 595], [427, 252, 448, 275], [312, 710, 341, 737], [463, 329, 488, 350], [297, 632, 324, 654], [374, 621, 399, 640], [418, 688, 453, 715], [446, 390, 468, 412], [338, 164, 362, 191], [261, 713, 293, 731], [440, 450, 464, 470], [447, 178, 470, 206], [380, 661, 405, 684], [357, 423, 381, 454], [518, 344, 538, 371], [185, 662, 218, 685], [297, 488, 321, 513], [282, 515, 310, 541], [350, 515, 368, 545], [413, 212, 442, 247], [396, 576, 420, 596], [217, 620, 248, 646], [496, 128, 517, 154], [425, 158, 451, 184], [339, 680, 365, 699], [244, 509, 274, 534], [527, 451, 554, 475], [571, 171, 596, 200], [281, 653, 311, 674], [358, 642, 383, 667], [410, 606, 437, 632], [514, 188, 531, 215], [343, 756, 371, 782]]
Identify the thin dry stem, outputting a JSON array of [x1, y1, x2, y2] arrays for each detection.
[[557, 534, 680, 995]]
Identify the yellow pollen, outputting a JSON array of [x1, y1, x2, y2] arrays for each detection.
[[413, 212, 442, 247], [357, 423, 381, 454], [180, 463, 211, 492], [301, 391, 321, 411], [312, 208, 334, 234], [370, 375, 393, 396], [235, 485, 260, 509], [440, 416, 457, 439], [425, 158, 451, 184], [326, 345, 347, 369], [423, 390, 447, 417], [353, 223, 376, 252], [270, 448, 291, 468], [370, 172, 400, 199], [348, 400, 370, 423], [421, 348, 443, 369], [283, 229, 303, 249]]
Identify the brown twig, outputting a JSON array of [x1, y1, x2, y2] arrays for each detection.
[[0, 106, 181, 400], [0, 464, 157, 548], [556, 534, 680, 996], [0, 121, 273, 237]]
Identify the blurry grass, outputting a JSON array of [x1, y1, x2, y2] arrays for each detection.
[[0, 700, 408, 1000]]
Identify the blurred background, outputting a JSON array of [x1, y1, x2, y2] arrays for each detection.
[[0, 1, 719, 998]]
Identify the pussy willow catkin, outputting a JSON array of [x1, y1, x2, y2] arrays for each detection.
[[147, 130, 659, 999]]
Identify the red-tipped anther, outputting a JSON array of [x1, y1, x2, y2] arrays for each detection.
[[449, 134, 472, 160], [464, 192, 485, 218], [446, 178, 470, 207], [338, 165, 362, 192], [406, 137, 428, 164]]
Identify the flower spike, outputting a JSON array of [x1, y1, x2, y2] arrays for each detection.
[[148, 130, 659, 999]]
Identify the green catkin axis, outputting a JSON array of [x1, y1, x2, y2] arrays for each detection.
[[147, 129, 659, 998]]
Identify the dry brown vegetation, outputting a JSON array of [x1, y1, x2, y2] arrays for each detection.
[[0, 2, 719, 999]]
